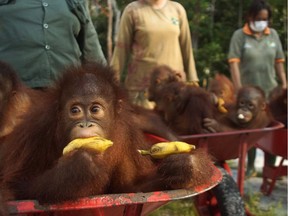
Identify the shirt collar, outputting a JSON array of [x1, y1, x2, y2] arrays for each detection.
[[243, 23, 270, 35]]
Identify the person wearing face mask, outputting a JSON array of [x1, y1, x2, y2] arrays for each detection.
[[228, 0, 287, 178]]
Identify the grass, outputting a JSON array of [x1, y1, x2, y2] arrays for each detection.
[[149, 198, 198, 216], [148, 191, 284, 216], [244, 192, 283, 216], [149, 160, 286, 215]]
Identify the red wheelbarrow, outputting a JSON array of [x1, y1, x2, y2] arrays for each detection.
[[256, 128, 287, 195], [180, 121, 284, 195], [6, 122, 283, 216], [6, 146, 222, 216], [7, 184, 223, 216], [177, 121, 284, 216]]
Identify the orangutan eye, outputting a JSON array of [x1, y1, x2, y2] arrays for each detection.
[[239, 101, 245, 107], [91, 105, 101, 113], [71, 106, 81, 114], [248, 103, 254, 110]]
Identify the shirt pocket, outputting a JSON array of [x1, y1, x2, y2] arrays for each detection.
[[65, 0, 89, 24], [0, 0, 15, 5]]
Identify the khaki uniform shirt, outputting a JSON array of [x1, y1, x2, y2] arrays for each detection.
[[0, 0, 106, 88], [228, 24, 285, 97], [110, 0, 198, 91]]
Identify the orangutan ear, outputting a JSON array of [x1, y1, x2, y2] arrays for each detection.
[[261, 102, 267, 111]]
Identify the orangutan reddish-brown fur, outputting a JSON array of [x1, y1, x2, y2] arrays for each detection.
[[208, 73, 236, 105], [268, 87, 287, 127], [0, 62, 214, 209], [129, 105, 179, 141], [148, 64, 185, 102], [0, 62, 177, 143], [0, 61, 43, 142], [154, 82, 216, 135], [203, 86, 274, 132]]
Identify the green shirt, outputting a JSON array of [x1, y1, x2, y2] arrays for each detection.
[[228, 24, 285, 97], [110, 0, 198, 91], [0, 0, 106, 88]]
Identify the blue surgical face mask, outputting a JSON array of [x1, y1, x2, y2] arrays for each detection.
[[249, 21, 268, 32]]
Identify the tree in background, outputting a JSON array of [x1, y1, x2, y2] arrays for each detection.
[[89, 0, 286, 86]]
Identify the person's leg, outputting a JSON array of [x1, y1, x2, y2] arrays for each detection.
[[246, 147, 257, 178], [264, 152, 276, 166]]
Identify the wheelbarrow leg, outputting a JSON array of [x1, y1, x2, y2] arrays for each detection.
[[261, 157, 287, 195], [237, 140, 248, 195]]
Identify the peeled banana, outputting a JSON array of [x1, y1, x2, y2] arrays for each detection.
[[63, 137, 113, 155], [217, 97, 228, 113], [138, 141, 196, 159], [238, 113, 245, 119]]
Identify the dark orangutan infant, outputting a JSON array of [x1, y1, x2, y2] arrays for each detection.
[[148, 64, 185, 102], [203, 86, 273, 132], [0, 61, 43, 142], [268, 87, 287, 127], [148, 66, 229, 135], [0, 62, 215, 207], [153, 81, 216, 135]]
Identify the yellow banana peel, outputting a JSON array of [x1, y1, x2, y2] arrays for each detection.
[[138, 141, 196, 159], [63, 137, 113, 155], [217, 97, 228, 113]]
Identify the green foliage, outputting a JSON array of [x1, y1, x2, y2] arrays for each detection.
[[194, 41, 228, 86], [91, 13, 108, 57]]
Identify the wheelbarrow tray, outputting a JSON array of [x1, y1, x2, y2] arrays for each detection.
[[256, 128, 287, 158], [7, 159, 222, 215], [179, 121, 284, 161], [178, 121, 284, 195]]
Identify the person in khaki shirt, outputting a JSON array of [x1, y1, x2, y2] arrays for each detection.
[[110, 0, 198, 109], [228, 0, 287, 178]]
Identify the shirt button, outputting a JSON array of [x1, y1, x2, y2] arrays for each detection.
[[45, 45, 50, 50], [43, 2, 48, 7], [43, 23, 49, 29]]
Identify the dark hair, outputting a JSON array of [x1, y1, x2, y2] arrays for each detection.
[[246, 0, 272, 21]]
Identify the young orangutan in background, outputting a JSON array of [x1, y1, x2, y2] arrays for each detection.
[[208, 73, 236, 106], [203, 86, 273, 132], [0, 61, 44, 143], [154, 82, 216, 135], [148, 65, 185, 102]]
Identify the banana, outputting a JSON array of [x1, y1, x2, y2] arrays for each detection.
[[238, 113, 245, 119], [138, 141, 196, 159], [217, 97, 228, 113], [63, 137, 113, 155], [186, 81, 199, 87]]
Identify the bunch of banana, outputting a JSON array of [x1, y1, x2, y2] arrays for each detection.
[[138, 141, 196, 159], [63, 137, 113, 155], [217, 97, 228, 113]]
